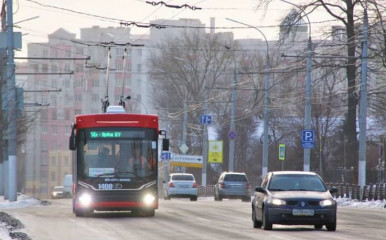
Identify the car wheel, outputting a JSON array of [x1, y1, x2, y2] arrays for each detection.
[[252, 205, 262, 228], [262, 206, 272, 230], [326, 218, 337, 231], [218, 194, 223, 201], [242, 196, 250, 202], [314, 224, 323, 230], [164, 192, 170, 200], [190, 196, 197, 201], [133, 208, 155, 217], [75, 208, 92, 217]]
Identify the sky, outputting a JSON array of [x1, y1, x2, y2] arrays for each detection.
[[11, 0, 336, 58]]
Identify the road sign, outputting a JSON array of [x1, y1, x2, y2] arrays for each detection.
[[302, 130, 314, 148], [279, 144, 285, 160], [170, 154, 203, 168], [200, 115, 212, 124], [179, 143, 189, 154], [228, 131, 237, 140], [161, 152, 171, 160], [208, 140, 223, 163]]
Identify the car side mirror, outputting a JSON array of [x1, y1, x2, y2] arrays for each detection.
[[329, 187, 338, 194], [255, 186, 266, 193]]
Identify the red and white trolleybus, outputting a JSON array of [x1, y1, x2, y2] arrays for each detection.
[[69, 106, 168, 217]]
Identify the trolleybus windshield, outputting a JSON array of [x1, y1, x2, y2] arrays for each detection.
[[76, 127, 158, 180]]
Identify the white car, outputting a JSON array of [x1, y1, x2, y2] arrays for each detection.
[[165, 173, 198, 201]]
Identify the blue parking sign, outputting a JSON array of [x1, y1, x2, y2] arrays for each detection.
[[302, 130, 314, 148]]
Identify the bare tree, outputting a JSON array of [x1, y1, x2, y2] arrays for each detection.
[[149, 30, 269, 182], [256, 0, 386, 183]]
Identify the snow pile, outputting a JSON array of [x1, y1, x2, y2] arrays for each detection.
[[0, 195, 44, 209], [336, 197, 386, 208]]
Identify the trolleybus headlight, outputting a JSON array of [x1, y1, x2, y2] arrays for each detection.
[[143, 193, 155, 206], [79, 193, 92, 207]]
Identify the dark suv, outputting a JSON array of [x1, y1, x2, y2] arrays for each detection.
[[214, 172, 250, 202]]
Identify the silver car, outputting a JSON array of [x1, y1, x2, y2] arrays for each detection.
[[165, 173, 198, 201], [214, 172, 251, 202]]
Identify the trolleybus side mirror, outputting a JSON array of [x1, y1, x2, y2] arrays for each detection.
[[162, 139, 169, 151], [69, 123, 76, 150]]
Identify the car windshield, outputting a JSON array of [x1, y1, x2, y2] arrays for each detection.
[[54, 187, 63, 191], [224, 174, 247, 182], [268, 174, 327, 192], [172, 175, 194, 181]]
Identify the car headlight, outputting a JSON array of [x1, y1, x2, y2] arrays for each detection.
[[320, 199, 333, 207], [143, 193, 156, 206], [268, 198, 286, 206], [53, 192, 57, 196], [79, 193, 92, 207]]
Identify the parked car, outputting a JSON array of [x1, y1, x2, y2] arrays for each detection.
[[251, 171, 337, 231], [214, 172, 250, 202], [63, 174, 73, 197], [165, 173, 198, 201], [51, 186, 65, 199]]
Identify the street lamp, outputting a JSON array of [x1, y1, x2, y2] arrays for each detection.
[[226, 18, 270, 178], [279, 0, 313, 171]]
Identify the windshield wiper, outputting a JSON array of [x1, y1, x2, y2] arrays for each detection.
[[114, 170, 147, 181], [269, 188, 286, 191], [95, 173, 115, 177]]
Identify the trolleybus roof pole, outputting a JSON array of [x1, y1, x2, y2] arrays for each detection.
[[101, 46, 111, 112]]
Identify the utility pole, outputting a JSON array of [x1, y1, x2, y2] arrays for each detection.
[[303, 35, 313, 172], [202, 92, 208, 185], [0, 0, 7, 197], [228, 67, 237, 172], [358, 3, 368, 199], [7, 0, 17, 201], [225, 18, 270, 178]]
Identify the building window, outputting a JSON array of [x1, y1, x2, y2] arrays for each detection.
[[116, 62, 123, 71], [65, 126, 71, 136], [116, 78, 123, 87], [52, 78, 58, 88], [92, 79, 99, 88], [52, 126, 57, 135], [41, 155, 48, 166], [75, 94, 82, 101], [75, 79, 83, 88], [52, 64, 57, 73], [52, 142, 57, 151], [64, 79, 70, 88], [65, 157, 69, 167], [137, 49, 142, 56], [42, 64, 48, 72], [42, 125, 48, 133], [40, 109, 48, 120], [52, 110, 57, 120], [51, 172, 56, 181], [64, 110, 70, 120], [50, 95, 57, 106], [137, 64, 142, 72], [64, 63, 70, 72], [92, 94, 99, 101]]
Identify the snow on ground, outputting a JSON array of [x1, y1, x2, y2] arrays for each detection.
[[0, 194, 43, 209]]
